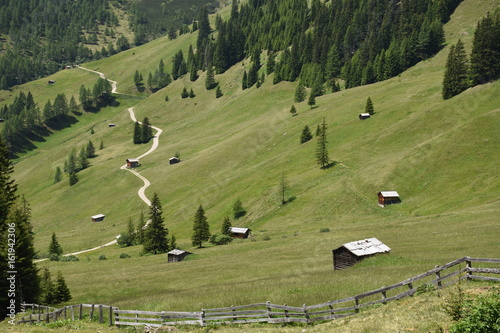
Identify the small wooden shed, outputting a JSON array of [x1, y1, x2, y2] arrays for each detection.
[[378, 191, 401, 207], [126, 158, 139, 168], [167, 249, 192, 263], [48, 80, 55, 85], [91, 214, 106, 222], [0, 118, 4, 123], [229, 227, 251, 239], [359, 113, 371, 120], [333, 237, 391, 270], [169, 157, 180, 165], [109, 123, 116, 127]]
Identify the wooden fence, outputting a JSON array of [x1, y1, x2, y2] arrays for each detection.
[[18, 303, 117, 326], [18, 257, 500, 328]]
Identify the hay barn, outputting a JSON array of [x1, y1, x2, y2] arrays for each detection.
[[91, 214, 105, 222], [359, 113, 371, 120], [378, 191, 401, 207], [126, 158, 139, 168], [167, 249, 191, 263], [229, 227, 251, 239], [332, 237, 391, 270], [169, 157, 180, 165]]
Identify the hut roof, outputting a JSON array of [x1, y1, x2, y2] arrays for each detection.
[[127, 158, 139, 163], [341, 237, 390, 257], [229, 227, 250, 234], [169, 157, 179, 161], [168, 249, 189, 256], [91, 214, 105, 219], [379, 191, 399, 198], [359, 113, 371, 117]]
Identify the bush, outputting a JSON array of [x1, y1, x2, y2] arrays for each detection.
[[98, 254, 107, 260], [60, 255, 79, 262], [210, 234, 233, 245], [119, 253, 131, 259], [262, 234, 271, 241], [49, 253, 61, 261], [416, 283, 435, 295], [319, 227, 330, 233], [449, 288, 500, 333]]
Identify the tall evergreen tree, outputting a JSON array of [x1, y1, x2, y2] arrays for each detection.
[[221, 216, 232, 236], [79, 147, 89, 170], [232, 198, 246, 219], [316, 118, 329, 169], [136, 211, 146, 245], [279, 171, 289, 205], [141, 117, 153, 144], [365, 97, 375, 115], [191, 205, 210, 248], [205, 64, 216, 90], [300, 125, 313, 144], [48, 232, 63, 257], [54, 167, 62, 184], [143, 193, 169, 254], [54, 271, 71, 303], [469, 13, 500, 85], [133, 121, 142, 144], [295, 81, 306, 103], [0, 134, 17, 223], [308, 93, 316, 109], [69, 172, 78, 186], [442, 40, 469, 100], [86, 140, 96, 158], [39, 268, 56, 304], [66, 148, 77, 174]]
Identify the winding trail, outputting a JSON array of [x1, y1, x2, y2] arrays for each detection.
[[35, 67, 161, 262]]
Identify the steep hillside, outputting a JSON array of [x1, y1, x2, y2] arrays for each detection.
[[5, 0, 499, 319]]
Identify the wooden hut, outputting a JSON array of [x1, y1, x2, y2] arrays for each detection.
[[48, 80, 55, 85], [359, 113, 371, 120], [91, 214, 106, 222], [0, 118, 4, 123], [333, 237, 390, 270], [229, 227, 251, 239], [126, 158, 139, 168], [167, 249, 191, 263], [169, 157, 180, 165], [108, 123, 116, 127], [378, 191, 401, 207]]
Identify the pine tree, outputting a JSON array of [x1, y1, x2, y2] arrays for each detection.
[[79, 147, 89, 170], [308, 93, 316, 109], [48, 232, 63, 258], [181, 87, 189, 98], [189, 88, 196, 98], [442, 40, 469, 99], [54, 271, 71, 303], [191, 204, 210, 248], [221, 216, 232, 236], [316, 118, 329, 169], [143, 193, 169, 254], [469, 13, 500, 85], [242, 70, 248, 90], [205, 64, 216, 90], [290, 105, 297, 116], [54, 167, 62, 184], [133, 121, 142, 144], [87, 140, 96, 158], [294, 81, 306, 103], [300, 125, 313, 144], [216, 85, 223, 98], [66, 148, 77, 174], [69, 172, 78, 186], [365, 97, 375, 115], [233, 198, 246, 219], [141, 117, 153, 144]]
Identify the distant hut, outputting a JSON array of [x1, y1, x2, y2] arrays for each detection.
[[229, 227, 251, 239], [65, 65, 72, 69], [91, 214, 106, 222], [378, 191, 401, 207], [109, 123, 116, 127], [126, 158, 139, 168], [48, 80, 55, 85], [359, 113, 371, 120], [0, 118, 4, 123], [167, 249, 192, 263], [169, 157, 180, 165], [332, 237, 391, 270]]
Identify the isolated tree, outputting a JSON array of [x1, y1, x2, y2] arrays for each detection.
[[54, 167, 62, 184], [189, 88, 196, 98], [165, 94, 169, 102], [233, 198, 246, 219], [141, 117, 153, 143], [143, 193, 169, 254], [191, 204, 210, 248], [48, 232, 63, 258], [300, 125, 313, 144], [69, 172, 78, 186], [181, 87, 189, 98], [279, 171, 289, 205], [86, 140, 96, 158], [442, 40, 469, 99], [290, 105, 297, 116], [221, 216, 232, 236], [54, 271, 72, 303], [365, 97, 375, 115], [294, 81, 306, 102], [215, 85, 223, 98], [308, 93, 316, 109], [133, 121, 142, 144], [316, 118, 330, 169]]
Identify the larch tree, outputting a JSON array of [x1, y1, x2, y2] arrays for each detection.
[[143, 193, 169, 254], [365, 97, 375, 115], [191, 204, 210, 248], [316, 117, 330, 169]]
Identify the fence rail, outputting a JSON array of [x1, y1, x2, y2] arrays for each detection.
[[18, 256, 499, 328]]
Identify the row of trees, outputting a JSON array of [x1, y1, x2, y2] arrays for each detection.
[[442, 13, 500, 99], [133, 118, 153, 144], [54, 141, 97, 186]]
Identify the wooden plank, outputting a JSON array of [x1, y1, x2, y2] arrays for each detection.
[[115, 321, 162, 327], [114, 309, 166, 316], [468, 268, 500, 274], [267, 317, 309, 324], [115, 316, 163, 322], [467, 258, 500, 264], [306, 296, 356, 310], [203, 314, 269, 321], [162, 320, 203, 325], [161, 312, 203, 319], [204, 309, 267, 316], [467, 275, 500, 282], [203, 303, 267, 312]]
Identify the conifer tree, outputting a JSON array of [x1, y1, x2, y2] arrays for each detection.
[[100, 140, 104, 150], [216, 85, 223, 98], [79, 147, 89, 170], [87, 140, 96, 158], [294, 81, 306, 103], [290, 105, 297, 116], [143, 193, 169, 254], [205, 64, 216, 90], [191, 205, 210, 248], [242, 70, 248, 90], [300, 125, 313, 144], [279, 171, 289, 205], [316, 118, 329, 169], [40, 268, 56, 304], [469, 13, 500, 85], [221, 216, 232, 236], [133, 121, 142, 144], [365, 97, 375, 115], [141, 117, 153, 144], [442, 40, 469, 99], [0, 134, 17, 223], [170, 235, 177, 249], [232, 198, 246, 219], [181, 87, 189, 98], [189, 88, 196, 98], [267, 51, 276, 75], [66, 148, 77, 174], [69, 172, 78, 186], [308, 93, 316, 109], [48, 232, 63, 258], [54, 271, 71, 303], [54, 167, 62, 184]]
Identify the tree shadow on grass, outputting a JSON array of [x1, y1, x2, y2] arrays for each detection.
[[321, 161, 338, 170]]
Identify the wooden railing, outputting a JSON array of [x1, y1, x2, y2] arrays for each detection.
[[18, 257, 500, 328], [17, 303, 117, 326]]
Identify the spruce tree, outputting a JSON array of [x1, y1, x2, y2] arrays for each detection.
[[216, 85, 223, 98], [87, 140, 96, 158], [205, 64, 216, 90], [40, 268, 56, 304], [308, 93, 316, 109], [69, 172, 78, 186], [442, 40, 469, 99], [54, 167, 62, 184], [365, 97, 375, 115], [181, 87, 189, 98], [133, 121, 142, 144], [294, 81, 306, 103], [189, 88, 196, 98], [221, 216, 232, 236], [469, 13, 500, 85], [143, 193, 169, 254], [316, 118, 329, 169], [170, 235, 177, 249], [67, 148, 77, 174], [300, 125, 313, 144], [79, 147, 89, 170], [48, 232, 63, 257], [242, 70, 248, 90], [279, 171, 289, 205], [141, 117, 153, 144], [191, 205, 210, 248], [290, 105, 297, 116], [232, 198, 246, 219], [54, 271, 72, 303]]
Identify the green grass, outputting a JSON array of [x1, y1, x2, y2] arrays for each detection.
[[2, 0, 499, 330]]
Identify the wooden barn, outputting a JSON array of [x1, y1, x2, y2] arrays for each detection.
[[378, 191, 401, 207], [126, 158, 139, 168], [109, 123, 116, 127], [48, 80, 55, 85], [167, 249, 192, 263], [91, 214, 105, 222], [229, 227, 251, 239], [333, 237, 391, 270], [0, 118, 4, 123], [359, 113, 371, 120], [169, 157, 180, 165]]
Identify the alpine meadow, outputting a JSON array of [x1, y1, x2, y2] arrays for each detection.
[[0, 0, 499, 332]]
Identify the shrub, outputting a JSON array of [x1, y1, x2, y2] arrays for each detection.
[[49, 253, 61, 261], [416, 283, 435, 295], [119, 253, 131, 259], [60, 255, 79, 262], [210, 234, 233, 245], [262, 234, 271, 241], [319, 227, 330, 233], [98, 254, 107, 260], [449, 288, 500, 333]]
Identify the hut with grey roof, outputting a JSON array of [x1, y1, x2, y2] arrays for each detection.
[[167, 249, 192, 263], [126, 158, 139, 168], [332, 237, 391, 270], [91, 214, 106, 222], [229, 227, 251, 239], [378, 191, 401, 207]]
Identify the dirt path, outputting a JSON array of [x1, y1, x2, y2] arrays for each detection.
[[36, 67, 160, 262]]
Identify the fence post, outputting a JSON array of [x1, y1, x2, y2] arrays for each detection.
[[90, 304, 94, 321], [302, 304, 310, 324], [435, 266, 442, 288], [266, 301, 272, 321], [99, 305, 103, 324], [71, 305, 75, 320], [466, 260, 472, 281], [199, 310, 205, 327], [381, 289, 387, 305], [109, 306, 113, 326], [355, 299, 360, 313], [284, 304, 289, 320], [408, 283, 414, 297], [79, 304, 83, 320], [328, 301, 335, 316]]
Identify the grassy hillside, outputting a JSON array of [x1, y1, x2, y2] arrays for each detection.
[[3, 0, 499, 328]]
